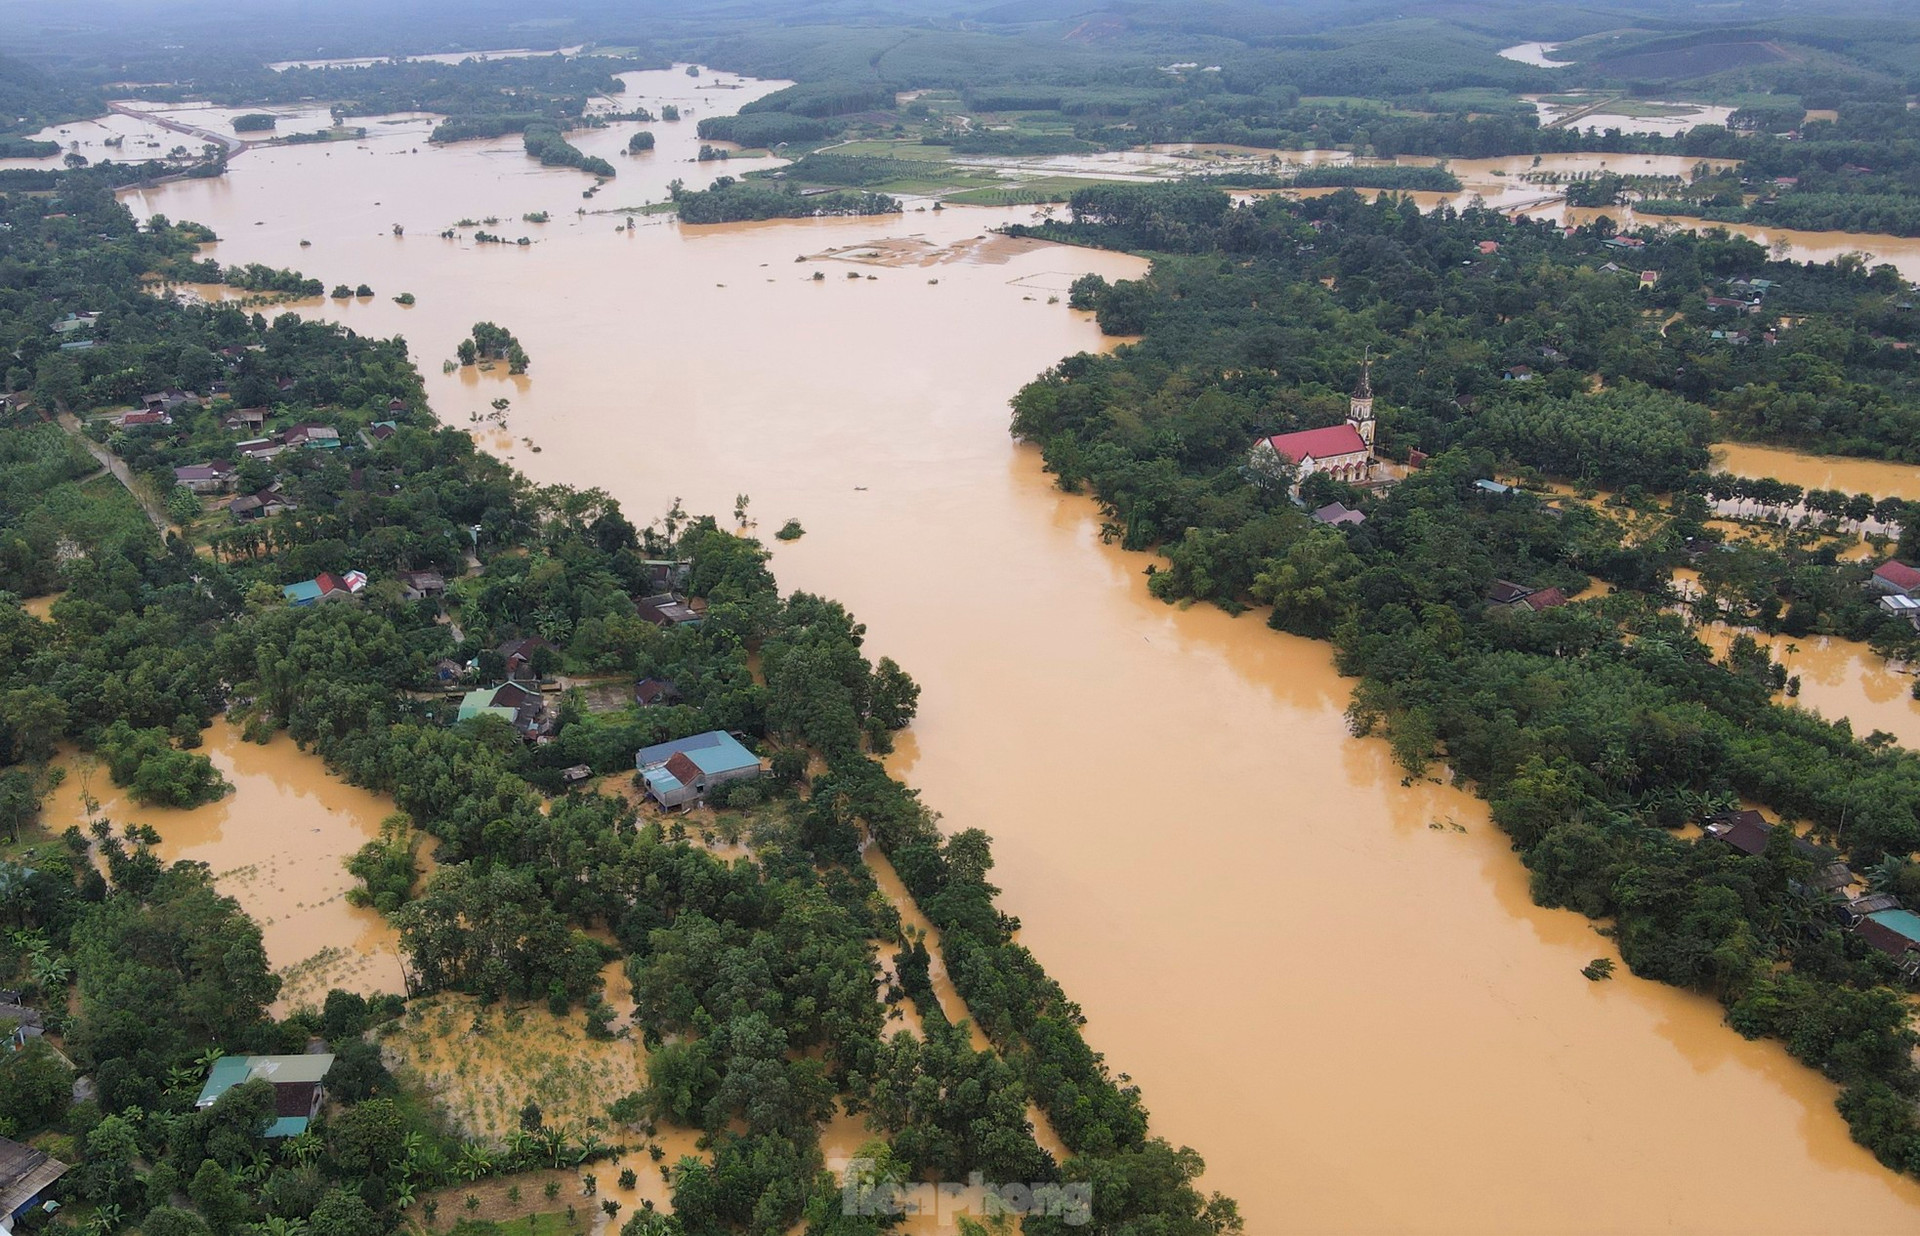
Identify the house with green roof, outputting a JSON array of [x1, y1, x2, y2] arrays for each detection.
[[194, 1054, 334, 1137]]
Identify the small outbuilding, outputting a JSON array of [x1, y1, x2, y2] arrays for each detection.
[[0, 1137, 69, 1231]]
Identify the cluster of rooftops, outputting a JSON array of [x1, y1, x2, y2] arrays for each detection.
[[1704, 810, 1920, 977]]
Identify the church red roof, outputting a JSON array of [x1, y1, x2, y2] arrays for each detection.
[[1260, 424, 1368, 464]]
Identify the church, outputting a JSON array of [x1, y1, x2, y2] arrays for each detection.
[[1248, 361, 1377, 494]]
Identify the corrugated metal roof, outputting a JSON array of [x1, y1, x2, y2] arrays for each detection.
[[636, 730, 759, 775], [1260, 423, 1368, 464], [1868, 909, 1920, 945]]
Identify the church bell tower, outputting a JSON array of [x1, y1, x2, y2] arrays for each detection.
[[1347, 351, 1376, 449]]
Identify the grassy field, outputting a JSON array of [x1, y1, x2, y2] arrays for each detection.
[[942, 175, 1118, 206]]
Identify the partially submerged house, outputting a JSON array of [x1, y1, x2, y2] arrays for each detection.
[[194, 1054, 335, 1137], [1870, 560, 1920, 599], [635, 731, 762, 807], [1855, 909, 1920, 978], [0, 1137, 69, 1234]]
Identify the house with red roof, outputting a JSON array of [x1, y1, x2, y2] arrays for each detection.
[[1249, 360, 1378, 495], [1870, 560, 1920, 598]]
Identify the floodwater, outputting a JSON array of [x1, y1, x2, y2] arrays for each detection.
[[1696, 624, 1920, 749], [44, 720, 407, 1011], [1499, 43, 1572, 68], [1715, 441, 1920, 501], [112, 72, 1920, 1233], [267, 45, 588, 72], [1528, 96, 1737, 137]]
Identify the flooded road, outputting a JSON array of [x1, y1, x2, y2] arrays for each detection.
[[45, 720, 407, 1010], [111, 77, 1920, 1233], [1715, 441, 1920, 501]]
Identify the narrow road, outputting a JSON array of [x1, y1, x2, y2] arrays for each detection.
[[107, 101, 249, 158], [56, 411, 173, 535]]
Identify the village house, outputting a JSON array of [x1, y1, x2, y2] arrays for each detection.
[[1309, 501, 1365, 527], [366, 420, 399, 443], [222, 407, 267, 432], [194, 1054, 335, 1137], [1638, 270, 1659, 290], [635, 593, 703, 628], [1602, 235, 1646, 250], [397, 569, 446, 601], [282, 422, 340, 450], [234, 437, 284, 461], [1869, 560, 1920, 598], [0, 992, 43, 1053], [457, 681, 553, 741], [640, 559, 694, 593], [173, 461, 234, 493], [1501, 365, 1534, 382], [497, 636, 554, 681], [1486, 580, 1534, 607], [1854, 909, 1920, 979], [634, 677, 683, 707], [1702, 811, 1838, 870], [116, 409, 172, 429], [635, 731, 763, 807], [0, 1137, 69, 1234], [1248, 360, 1378, 494], [229, 486, 296, 523], [1879, 593, 1920, 629], [49, 311, 99, 335], [282, 570, 367, 606], [140, 390, 200, 414]]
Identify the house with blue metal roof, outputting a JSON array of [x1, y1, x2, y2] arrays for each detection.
[[194, 1054, 334, 1137], [635, 731, 762, 807]]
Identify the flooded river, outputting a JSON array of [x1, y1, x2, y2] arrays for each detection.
[[44, 720, 407, 1011], [110, 72, 1920, 1232]]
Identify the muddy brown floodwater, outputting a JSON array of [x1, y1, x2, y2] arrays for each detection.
[[44, 721, 408, 1012], [113, 72, 1920, 1232]]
